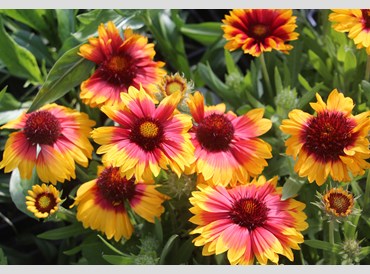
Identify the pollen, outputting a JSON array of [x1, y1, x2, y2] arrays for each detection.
[[140, 121, 159, 138]]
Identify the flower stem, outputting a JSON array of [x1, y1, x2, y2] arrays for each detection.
[[365, 55, 370, 82], [363, 170, 370, 217], [328, 220, 336, 265], [259, 53, 274, 102]]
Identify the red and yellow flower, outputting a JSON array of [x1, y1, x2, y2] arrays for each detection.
[[189, 176, 308, 265], [329, 9, 370, 54], [187, 91, 272, 187], [91, 85, 195, 183], [79, 21, 166, 108], [26, 183, 61, 219], [280, 89, 370, 186], [0, 104, 95, 184], [222, 9, 299, 57], [72, 165, 168, 241]]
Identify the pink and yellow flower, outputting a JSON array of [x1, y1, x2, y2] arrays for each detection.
[[72, 165, 168, 241], [91, 85, 195, 183], [186, 91, 272, 187], [0, 104, 95, 184], [189, 176, 308, 265], [222, 9, 299, 57], [280, 89, 370, 186], [329, 9, 370, 54], [79, 21, 166, 108]]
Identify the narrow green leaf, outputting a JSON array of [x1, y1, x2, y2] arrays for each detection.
[[175, 238, 195, 264], [304, 240, 341, 253], [56, 9, 75, 42], [308, 50, 332, 81], [298, 73, 312, 91], [274, 66, 283, 95], [9, 168, 38, 220], [37, 222, 86, 240], [154, 217, 163, 246], [0, 16, 43, 83], [343, 50, 357, 79], [297, 82, 324, 110], [281, 177, 306, 200], [361, 80, 370, 103], [0, 92, 22, 112], [27, 45, 95, 112], [159, 234, 179, 264], [103, 255, 134, 265], [0, 248, 7, 265], [224, 49, 241, 76], [97, 234, 125, 256], [63, 245, 82, 256], [360, 246, 370, 257], [0, 86, 7, 102], [180, 22, 222, 46]]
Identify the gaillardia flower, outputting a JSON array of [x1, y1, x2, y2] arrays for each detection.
[[189, 176, 308, 265], [71, 165, 168, 241], [91, 86, 195, 182], [26, 183, 61, 219], [280, 89, 370, 186], [79, 21, 166, 108], [156, 72, 194, 98], [0, 104, 95, 184], [312, 187, 360, 223], [329, 9, 370, 54], [221, 9, 299, 57], [187, 91, 272, 187]]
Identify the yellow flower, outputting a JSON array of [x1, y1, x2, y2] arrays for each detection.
[[280, 89, 370, 185], [26, 184, 61, 219]]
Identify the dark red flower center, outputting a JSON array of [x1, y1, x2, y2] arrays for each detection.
[[24, 111, 61, 145], [129, 118, 164, 151], [301, 111, 358, 163], [361, 9, 370, 29], [100, 54, 137, 89], [250, 24, 270, 39], [36, 193, 57, 213], [196, 113, 234, 152], [97, 167, 136, 206], [229, 198, 269, 231]]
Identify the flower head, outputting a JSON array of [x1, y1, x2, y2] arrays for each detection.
[[91, 86, 195, 183], [26, 183, 61, 219], [221, 9, 299, 57], [312, 187, 360, 223], [71, 165, 168, 241], [0, 104, 95, 184], [280, 89, 370, 186], [189, 176, 308, 265], [329, 9, 370, 54], [78, 21, 166, 108], [187, 91, 272, 187]]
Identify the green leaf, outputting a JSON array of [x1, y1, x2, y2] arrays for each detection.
[[9, 168, 38, 220], [0, 10, 57, 46], [281, 177, 306, 200], [27, 45, 95, 112], [103, 255, 134, 265], [180, 22, 222, 46], [361, 80, 370, 103], [37, 222, 86, 240], [297, 82, 324, 110], [308, 50, 332, 81], [298, 73, 312, 91], [174, 238, 195, 264], [224, 49, 241, 76], [0, 248, 8, 265], [97, 234, 125, 256], [0, 86, 7, 102], [0, 16, 43, 83], [63, 245, 82, 256], [343, 50, 357, 80], [360, 246, 370, 258], [154, 217, 163, 246], [274, 66, 283, 95], [159, 234, 179, 264], [304, 240, 341, 253], [56, 9, 75, 42]]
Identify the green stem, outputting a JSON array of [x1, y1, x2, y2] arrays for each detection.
[[328, 220, 336, 265], [365, 55, 370, 82], [363, 170, 370, 217], [259, 53, 274, 102]]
